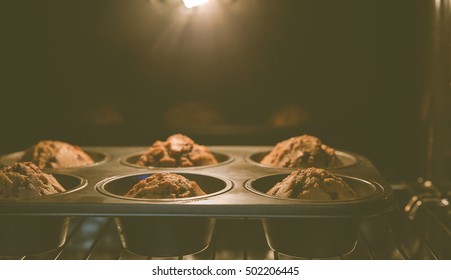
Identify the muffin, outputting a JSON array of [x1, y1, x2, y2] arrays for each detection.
[[20, 140, 94, 169], [266, 168, 356, 200], [260, 135, 337, 168], [125, 173, 206, 199], [137, 134, 218, 167], [0, 162, 66, 199]]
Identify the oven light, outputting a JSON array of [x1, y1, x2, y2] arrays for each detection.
[[183, 0, 210, 8]]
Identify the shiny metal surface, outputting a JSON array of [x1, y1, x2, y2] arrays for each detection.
[[0, 146, 395, 218]]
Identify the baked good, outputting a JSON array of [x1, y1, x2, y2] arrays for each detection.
[[125, 173, 206, 199], [260, 135, 337, 168], [266, 168, 356, 200], [0, 162, 66, 199], [20, 140, 94, 169], [137, 134, 218, 167]]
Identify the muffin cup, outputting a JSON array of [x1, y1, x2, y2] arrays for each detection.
[[0, 216, 69, 257], [0, 173, 86, 256], [115, 217, 215, 257], [247, 150, 358, 169], [262, 218, 360, 258], [97, 172, 232, 257], [83, 150, 110, 167], [120, 151, 233, 169], [246, 173, 388, 258]]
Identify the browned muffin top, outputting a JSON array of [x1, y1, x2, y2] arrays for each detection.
[[137, 134, 218, 167], [260, 135, 337, 168], [0, 162, 66, 199], [266, 168, 356, 200], [20, 140, 94, 169], [125, 173, 206, 199]]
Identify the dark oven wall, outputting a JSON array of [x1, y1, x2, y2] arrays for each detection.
[[0, 0, 428, 182]]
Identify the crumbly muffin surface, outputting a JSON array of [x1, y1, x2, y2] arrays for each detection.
[[20, 140, 94, 169], [267, 168, 356, 200], [0, 162, 66, 199], [125, 173, 206, 199], [261, 135, 337, 168], [137, 134, 217, 167]]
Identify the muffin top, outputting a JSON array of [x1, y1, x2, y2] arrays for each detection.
[[266, 168, 356, 200], [20, 140, 94, 169], [260, 134, 337, 168], [125, 173, 206, 199], [0, 162, 66, 199], [137, 134, 218, 167]]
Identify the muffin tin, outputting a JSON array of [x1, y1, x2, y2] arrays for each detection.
[[0, 146, 395, 257]]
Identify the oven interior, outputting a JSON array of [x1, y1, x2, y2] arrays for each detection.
[[0, 0, 450, 260]]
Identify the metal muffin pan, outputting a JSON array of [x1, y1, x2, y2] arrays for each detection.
[[0, 146, 395, 217], [0, 146, 395, 257]]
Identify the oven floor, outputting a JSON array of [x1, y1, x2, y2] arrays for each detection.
[[5, 200, 449, 260]]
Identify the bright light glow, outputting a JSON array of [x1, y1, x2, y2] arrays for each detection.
[[183, 0, 210, 9]]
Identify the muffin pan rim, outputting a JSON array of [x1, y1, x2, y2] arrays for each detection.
[[244, 173, 384, 204], [119, 151, 234, 170], [95, 171, 234, 203]]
